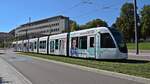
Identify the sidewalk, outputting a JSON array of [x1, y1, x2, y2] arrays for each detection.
[[0, 50, 32, 84], [128, 50, 150, 61], [129, 50, 150, 53]]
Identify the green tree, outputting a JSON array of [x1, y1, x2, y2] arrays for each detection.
[[140, 5, 150, 40], [79, 19, 108, 30], [115, 3, 135, 42], [86, 19, 108, 28], [70, 21, 79, 32], [111, 23, 117, 28], [62, 20, 79, 32], [78, 25, 87, 30]]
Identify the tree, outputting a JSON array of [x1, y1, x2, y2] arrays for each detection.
[[78, 25, 87, 30], [86, 19, 108, 28], [70, 21, 79, 32], [115, 3, 135, 42], [140, 5, 150, 40], [111, 23, 117, 28], [79, 19, 108, 30], [62, 20, 79, 32]]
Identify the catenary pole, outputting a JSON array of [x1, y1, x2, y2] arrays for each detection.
[[27, 17, 31, 52], [133, 0, 139, 54]]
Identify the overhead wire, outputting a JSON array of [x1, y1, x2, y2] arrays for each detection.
[[56, 0, 93, 14], [71, 0, 120, 19], [56, 0, 129, 23]]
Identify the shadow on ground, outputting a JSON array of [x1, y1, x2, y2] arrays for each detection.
[[93, 59, 150, 64], [48, 53, 150, 64], [20, 52, 150, 64], [70, 57, 150, 64]]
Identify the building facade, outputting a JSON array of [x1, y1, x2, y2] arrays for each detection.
[[15, 15, 70, 39]]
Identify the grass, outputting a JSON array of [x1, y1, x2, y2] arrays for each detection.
[[18, 52, 150, 78], [127, 42, 150, 50]]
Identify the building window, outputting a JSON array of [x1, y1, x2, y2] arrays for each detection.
[[57, 28, 59, 31]]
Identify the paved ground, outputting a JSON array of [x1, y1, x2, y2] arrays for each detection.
[[128, 53, 150, 61], [0, 49, 145, 84], [129, 50, 150, 53], [128, 50, 150, 61], [0, 49, 32, 84]]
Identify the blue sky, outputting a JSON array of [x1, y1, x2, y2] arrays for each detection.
[[0, 0, 150, 32]]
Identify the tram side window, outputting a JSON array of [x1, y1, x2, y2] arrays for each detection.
[[40, 41, 42, 49], [24, 43, 27, 47], [43, 41, 46, 49], [71, 37, 78, 49], [59, 40, 61, 50], [79, 36, 87, 49], [50, 41, 54, 52], [90, 37, 94, 48], [34, 42, 37, 49], [40, 41, 46, 49], [29, 42, 33, 49], [55, 39, 58, 50], [101, 33, 115, 48]]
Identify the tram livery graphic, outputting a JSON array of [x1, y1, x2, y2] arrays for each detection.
[[12, 27, 128, 59]]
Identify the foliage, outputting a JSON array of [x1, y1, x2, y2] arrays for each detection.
[[140, 5, 150, 40], [111, 23, 117, 28], [79, 19, 108, 30], [86, 19, 108, 28], [70, 20, 79, 32], [115, 3, 135, 42], [127, 42, 150, 50]]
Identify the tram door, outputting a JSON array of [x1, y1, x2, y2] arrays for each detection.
[[87, 36, 96, 58], [95, 33, 101, 59]]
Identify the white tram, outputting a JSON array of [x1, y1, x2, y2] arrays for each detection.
[[13, 27, 128, 59], [69, 27, 127, 59], [29, 38, 38, 53], [49, 33, 67, 56]]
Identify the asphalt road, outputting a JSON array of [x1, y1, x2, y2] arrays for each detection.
[[0, 49, 143, 84]]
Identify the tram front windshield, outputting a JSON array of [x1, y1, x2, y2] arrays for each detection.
[[109, 28, 127, 53]]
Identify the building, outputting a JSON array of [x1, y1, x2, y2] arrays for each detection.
[[15, 15, 70, 39]]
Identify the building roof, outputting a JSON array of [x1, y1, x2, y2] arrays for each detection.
[[16, 15, 69, 30]]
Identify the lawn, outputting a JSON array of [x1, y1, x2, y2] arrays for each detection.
[[127, 42, 150, 50], [19, 52, 150, 78]]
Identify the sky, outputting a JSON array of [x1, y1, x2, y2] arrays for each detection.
[[0, 0, 150, 32]]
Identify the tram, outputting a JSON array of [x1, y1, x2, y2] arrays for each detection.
[[13, 27, 128, 59]]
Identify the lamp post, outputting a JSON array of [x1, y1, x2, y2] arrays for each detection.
[[133, 0, 139, 54], [27, 17, 31, 52]]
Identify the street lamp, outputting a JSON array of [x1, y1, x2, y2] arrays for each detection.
[[26, 17, 31, 52]]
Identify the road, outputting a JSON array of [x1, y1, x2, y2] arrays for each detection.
[[0, 49, 143, 84]]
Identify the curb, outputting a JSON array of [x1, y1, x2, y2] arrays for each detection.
[[1, 57, 32, 84], [21, 55, 150, 84]]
